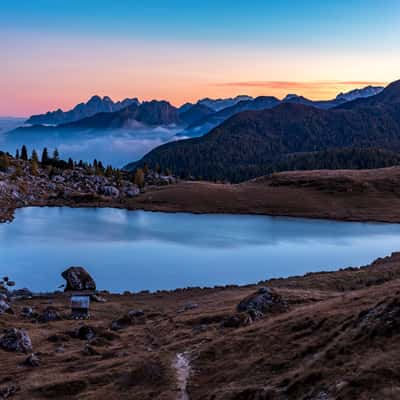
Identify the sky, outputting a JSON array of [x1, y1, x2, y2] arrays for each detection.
[[1, 0, 400, 117]]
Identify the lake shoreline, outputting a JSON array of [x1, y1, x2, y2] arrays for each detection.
[[4, 163, 400, 224]]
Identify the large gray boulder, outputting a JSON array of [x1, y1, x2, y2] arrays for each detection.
[[237, 287, 287, 314], [0, 328, 32, 353], [61, 266, 96, 291]]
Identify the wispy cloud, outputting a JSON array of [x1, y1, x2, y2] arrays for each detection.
[[214, 80, 387, 89]]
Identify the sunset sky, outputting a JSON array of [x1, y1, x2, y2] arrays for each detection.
[[1, 0, 400, 117]]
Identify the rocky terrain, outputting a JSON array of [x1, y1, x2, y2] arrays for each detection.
[[2, 253, 400, 399], [0, 153, 176, 223]]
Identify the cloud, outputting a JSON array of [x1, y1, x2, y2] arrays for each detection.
[[214, 80, 387, 89]]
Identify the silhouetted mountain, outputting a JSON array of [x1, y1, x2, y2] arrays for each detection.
[[127, 80, 400, 182], [179, 96, 280, 137], [336, 85, 384, 102], [60, 100, 181, 129], [197, 95, 254, 111], [179, 85, 384, 138], [178, 103, 215, 125], [26, 95, 140, 125]]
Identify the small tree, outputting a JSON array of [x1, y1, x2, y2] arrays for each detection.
[[134, 168, 145, 188], [15, 149, 20, 159], [105, 165, 113, 177], [53, 148, 60, 161], [21, 145, 28, 161], [41, 148, 49, 165], [143, 162, 149, 175], [67, 158, 74, 169], [31, 149, 39, 163], [0, 153, 10, 172]]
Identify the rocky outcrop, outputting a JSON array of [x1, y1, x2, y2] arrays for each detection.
[[61, 267, 96, 291], [237, 287, 288, 314], [0, 328, 32, 353]]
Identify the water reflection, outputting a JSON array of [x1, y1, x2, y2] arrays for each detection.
[[1, 207, 400, 292]]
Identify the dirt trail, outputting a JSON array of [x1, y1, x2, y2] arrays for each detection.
[[174, 352, 191, 400]]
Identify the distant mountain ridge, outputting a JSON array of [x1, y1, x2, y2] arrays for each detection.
[[179, 85, 385, 137], [126, 80, 400, 182], [25, 95, 140, 125], [23, 85, 384, 133], [58, 100, 181, 129]]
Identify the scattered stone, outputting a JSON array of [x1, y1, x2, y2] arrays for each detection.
[[20, 307, 34, 318], [0, 328, 32, 353], [61, 266, 96, 291], [39, 306, 61, 323], [0, 300, 13, 315], [237, 287, 288, 314], [128, 309, 145, 318], [74, 325, 97, 341], [90, 294, 107, 303], [22, 353, 41, 367], [0, 384, 19, 399], [12, 288, 33, 299], [102, 185, 120, 198], [55, 346, 65, 354], [184, 303, 199, 311], [111, 315, 132, 331]]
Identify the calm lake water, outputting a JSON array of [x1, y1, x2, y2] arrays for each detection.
[[1, 207, 400, 293]]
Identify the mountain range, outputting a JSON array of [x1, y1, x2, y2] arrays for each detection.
[[22, 85, 384, 135], [25, 95, 139, 125], [126, 80, 400, 182]]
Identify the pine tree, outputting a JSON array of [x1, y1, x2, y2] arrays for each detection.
[[41, 148, 49, 165], [143, 162, 149, 174], [68, 158, 74, 169], [15, 149, 20, 159], [53, 148, 60, 161], [21, 145, 28, 161]]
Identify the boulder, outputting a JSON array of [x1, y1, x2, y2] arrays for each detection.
[[102, 185, 120, 198], [237, 287, 287, 314], [22, 353, 41, 367], [20, 307, 35, 318], [74, 325, 97, 341], [0, 328, 32, 353], [39, 306, 61, 323], [61, 266, 96, 291], [12, 288, 33, 299], [0, 299, 13, 315], [127, 309, 145, 318]]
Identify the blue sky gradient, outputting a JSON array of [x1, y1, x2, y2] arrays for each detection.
[[1, 0, 400, 115]]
